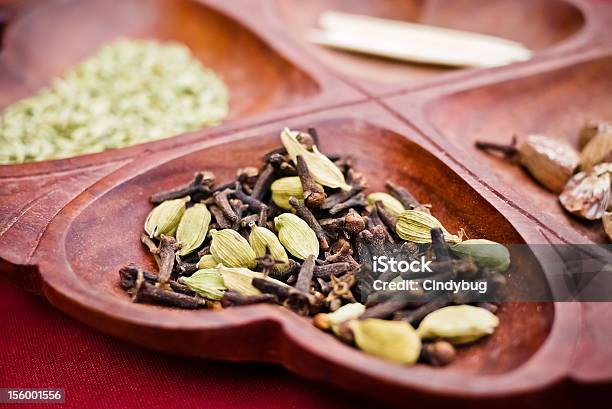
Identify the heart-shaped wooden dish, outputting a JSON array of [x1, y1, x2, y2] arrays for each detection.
[[31, 117, 580, 407], [0, 0, 361, 269], [1, 0, 611, 405]]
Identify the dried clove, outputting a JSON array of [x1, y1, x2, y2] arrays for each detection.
[[289, 196, 329, 252], [313, 262, 352, 279], [296, 155, 326, 209], [329, 193, 367, 215], [295, 255, 315, 293], [214, 189, 239, 223], [431, 227, 451, 262], [233, 182, 264, 212], [321, 184, 363, 210], [209, 205, 232, 229], [220, 291, 278, 307], [395, 296, 452, 325], [157, 235, 180, 288], [251, 163, 275, 201], [385, 180, 424, 211], [150, 172, 212, 204]]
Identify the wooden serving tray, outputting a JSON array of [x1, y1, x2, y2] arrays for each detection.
[[1, 0, 612, 406]]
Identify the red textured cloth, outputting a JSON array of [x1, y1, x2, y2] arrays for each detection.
[[0, 279, 384, 409]]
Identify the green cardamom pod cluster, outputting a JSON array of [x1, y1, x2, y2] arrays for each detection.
[[450, 239, 510, 272], [179, 269, 226, 300], [210, 229, 257, 269], [395, 210, 460, 244], [274, 213, 319, 259], [417, 305, 499, 344], [144, 196, 190, 238], [176, 203, 211, 256], [248, 223, 289, 272], [350, 319, 421, 365], [280, 128, 351, 190], [366, 192, 405, 217]]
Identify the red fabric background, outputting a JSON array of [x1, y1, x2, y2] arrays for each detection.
[[0, 279, 384, 409]]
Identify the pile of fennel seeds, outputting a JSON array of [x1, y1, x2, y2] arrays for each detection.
[[0, 39, 228, 164]]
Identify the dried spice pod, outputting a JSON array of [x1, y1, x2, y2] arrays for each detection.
[[476, 135, 579, 193], [603, 212, 612, 242], [275, 213, 320, 259], [313, 302, 365, 333], [580, 127, 612, 171], [395, 210, 461, 244], [517, 135, 580, 193], [350, 319, 421, 365], [559, 164, 612, 220], [366, 192, 405, 217], [248, 223, 289, 272], [450, 239, 510, 272], [197, 254, 218, 269], [578, 121, 612, 149], [417, 305, 499, 344], [210, 229, 257, 269], [179, 269, 226, 300], [144, 196, 189, 238], [281, 128, 351, 190], [217, 265, 288, 296], [270, 176, 314, 210], [176, 204, 211, 256]]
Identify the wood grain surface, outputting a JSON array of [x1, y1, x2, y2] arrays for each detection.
[[1, 0, 612, 406]]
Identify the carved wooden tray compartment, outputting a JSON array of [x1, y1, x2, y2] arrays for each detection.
[[1, 0, 612, 407]]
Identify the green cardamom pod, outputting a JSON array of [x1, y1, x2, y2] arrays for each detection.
[[179, 269, 226, 300], [450, 239, 510, 272], [274, 213, 319, 259], [210, 229, 257, 269], [395, 210, 460, 244], [314, 303, 365, 335], [248, 223, 289, 272], [197, 254, 219, 269], [271, 176, 306, 210], [176, 203, 211, 256], [270, 176, 324, 211], [366, 192, 405, 217], [144, 196, 190, 238], [281, 127, 351, 190], [217, 265, 288, 296], [417, 305, 499, 344], [349, 319, 421, 365]]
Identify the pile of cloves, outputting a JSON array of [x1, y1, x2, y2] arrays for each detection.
[[476, 120, 612, 240], [120, 127, 511, 367]]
